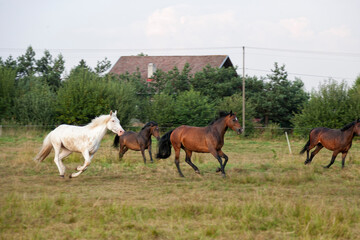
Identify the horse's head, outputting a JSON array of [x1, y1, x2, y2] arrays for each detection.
[[107, 110, 125, 136], [225, 111, 243, 134], [354, 118, 360, 136], [151, 123, 161, 141]]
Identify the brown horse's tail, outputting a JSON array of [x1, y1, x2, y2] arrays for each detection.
[[34, 133, 53, 162], [299, 139, 310, 155], [113, 135, 120, 148], [156, 130, 174, 159]]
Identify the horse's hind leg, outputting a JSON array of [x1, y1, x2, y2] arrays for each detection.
[[57, 148, 72, 176], [173, 145, 184, 177], [184, 150, 200, 174], [305, 143, 323, 165], [52, 142, 65, 177], [324, 152, 339, 169]]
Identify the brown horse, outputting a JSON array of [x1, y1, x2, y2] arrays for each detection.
[[156, 111, 242, 177], [300, 118, 360, 168], [113, 121, 160, 164]]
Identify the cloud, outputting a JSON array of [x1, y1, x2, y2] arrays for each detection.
[[145, 5, 237, 43], [146, 6, 179, 37], [319, 26, 351, 38], [279, 17, 314, 39]]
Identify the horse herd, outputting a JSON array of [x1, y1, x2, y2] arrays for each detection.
[[35, 110, 360, 179]]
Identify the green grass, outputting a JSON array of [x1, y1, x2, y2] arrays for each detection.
[[1, 131, 360, 239]]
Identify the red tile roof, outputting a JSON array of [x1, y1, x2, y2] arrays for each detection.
[[109, 55, 233, 79]]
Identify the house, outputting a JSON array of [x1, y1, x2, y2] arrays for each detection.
[[109, 55, 235, 81]]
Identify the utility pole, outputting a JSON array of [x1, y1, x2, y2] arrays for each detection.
[[242, 46, 245, 134]]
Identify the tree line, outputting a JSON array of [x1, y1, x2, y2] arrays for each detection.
[[0, 46, 359, 136]]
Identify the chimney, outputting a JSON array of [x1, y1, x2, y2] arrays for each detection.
[[147, 63, 156, 80]]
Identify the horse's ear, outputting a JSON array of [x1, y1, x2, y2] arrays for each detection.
[[109, 110, 113, 116], [114, 110, 117, 116], [229, 110, 233, 115]]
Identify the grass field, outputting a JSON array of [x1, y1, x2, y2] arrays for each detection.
[[1, 129, 360, 239]]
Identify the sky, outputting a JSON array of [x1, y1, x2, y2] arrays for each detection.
[[0, 0, 359, 91]]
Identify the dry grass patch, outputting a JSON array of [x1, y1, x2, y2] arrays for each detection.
[[1, 132, 360, 239]]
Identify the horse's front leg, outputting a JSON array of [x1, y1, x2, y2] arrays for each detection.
[[148, 146, 154, 163], [119, 146, 128, 159], [341, 152, 348, 168], [216, 150, 228, 173], [324, 151, 338, 169], [209, 149, 225, 177], [70, 150, 94, 178], [140, 148, 147, 164]]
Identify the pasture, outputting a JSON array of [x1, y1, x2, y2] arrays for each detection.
[[1, 128, 360, 239]]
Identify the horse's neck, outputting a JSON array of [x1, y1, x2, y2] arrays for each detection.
[[343, 126, 356, 141], [86, 124, 108, 142], [211, 118, 228, 137], [139, 127, 151, 140]]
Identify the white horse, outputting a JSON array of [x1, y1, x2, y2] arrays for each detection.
[[35, 110, 125, 178]]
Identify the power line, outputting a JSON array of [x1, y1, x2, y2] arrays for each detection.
[[241, 67, 354, 80], [1, 46, 360, 57]]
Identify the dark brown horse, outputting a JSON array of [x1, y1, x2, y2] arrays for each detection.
[[300, 118, 360, 168], [156, 111, 242, 177], [113, 121, 160, 164]]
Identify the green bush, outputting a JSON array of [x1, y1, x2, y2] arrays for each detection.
[[13, 78, 56, 125], [0, 66, 16, 121], [56, 69, 137, 125], [148, 93, 176, 128], [173, 89, 214, 126], [292, 80, 357, 136]]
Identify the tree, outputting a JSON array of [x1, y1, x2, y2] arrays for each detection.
[[36, 50, 65, 91], [248, 63, 308, 127], [17, 46, 36, 78], [191, 65, 241, 102], [95, 57, 111, 75]]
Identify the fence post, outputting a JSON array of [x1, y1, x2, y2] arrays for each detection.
[[285, 131, 292, 154]]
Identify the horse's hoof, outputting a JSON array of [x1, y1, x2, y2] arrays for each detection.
[[195, 170, 200, 174], [221, 173, 226, 178], [216, 167, 221, 172], [69, 175, 72, 178], [304, 161, 309, 165], [60, 175, 65, 178]]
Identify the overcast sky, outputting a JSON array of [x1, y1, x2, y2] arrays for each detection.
[[0, 0, 359, 91]]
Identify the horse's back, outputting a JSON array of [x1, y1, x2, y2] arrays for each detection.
[[311, 127, 341, 138], [311, 127, 349, 150], [171, 125, 209, 152]]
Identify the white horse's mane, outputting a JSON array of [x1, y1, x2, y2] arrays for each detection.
[[86, 114, 111, 129]]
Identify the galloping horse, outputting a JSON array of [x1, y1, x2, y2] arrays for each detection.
[[35, 111, 125, 178], [113, 121, 160, 164], [300, 118, 360, 168], [156, 111, 242, 177]]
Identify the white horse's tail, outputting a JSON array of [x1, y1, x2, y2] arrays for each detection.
[[34, 132, 53, 162]]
